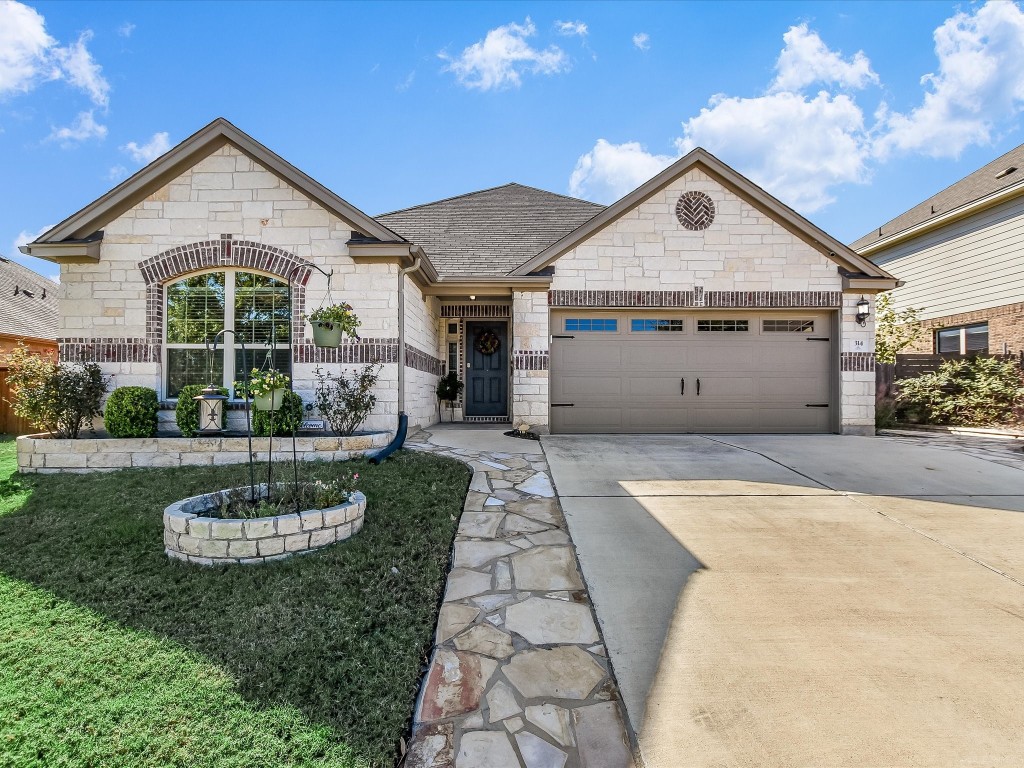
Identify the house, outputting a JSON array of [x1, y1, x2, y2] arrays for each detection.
[[853, 143, 1024, 356], [19, 118, 895, 436], [0, 256, 59, 434]]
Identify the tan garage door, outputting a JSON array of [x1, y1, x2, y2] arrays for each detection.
[[550, 311, 833, 434]]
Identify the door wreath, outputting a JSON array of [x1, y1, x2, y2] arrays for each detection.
[[474, 329, 501, 356]]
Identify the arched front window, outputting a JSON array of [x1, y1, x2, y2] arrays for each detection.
[[164, 270, 290, 397]]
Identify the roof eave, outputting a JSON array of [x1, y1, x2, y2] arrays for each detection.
[[19, 234, 103, 264], [421, 275, 551, 297]]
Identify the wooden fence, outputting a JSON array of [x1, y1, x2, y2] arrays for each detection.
[[876, 352, 1024, 404], [0, 368, 36, 436]]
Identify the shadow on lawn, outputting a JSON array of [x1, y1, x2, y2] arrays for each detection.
[[0, 451, 469, 767]]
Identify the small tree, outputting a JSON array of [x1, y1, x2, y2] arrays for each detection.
[[4, 343, 107, 438], [313, 363, 381, 436], [436, 372, 464, 422], [875, 292, 925, 364]]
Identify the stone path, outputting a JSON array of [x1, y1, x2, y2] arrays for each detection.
[[403, 429, 636, 768], [878, 429, 1024, 472]]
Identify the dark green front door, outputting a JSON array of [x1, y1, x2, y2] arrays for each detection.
[[464, 321, 508, 417]]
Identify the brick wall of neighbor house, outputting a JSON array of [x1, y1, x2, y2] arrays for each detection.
[[512, 291, 550, 428], [402, 274, 443, 429], [897, 301, 1024, 355], [544, 167, 875, 434], [58, 144, 399, 434]]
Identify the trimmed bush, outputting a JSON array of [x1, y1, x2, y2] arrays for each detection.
[[175, 384, 228, 437], [252, 390, 304, 436], [104, 386, 159, 438]]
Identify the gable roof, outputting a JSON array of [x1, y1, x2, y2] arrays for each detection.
[[26, 117, 405, 254], [510, 147, 895, 281], [0, 257, 59, 342], [851, 141, 1024, 253], [376, 183, 604, 278]]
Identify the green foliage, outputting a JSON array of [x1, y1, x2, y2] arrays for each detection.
[[875, 399, 898, 430], [313, 363, 381, 436], [436, 371, 464, 403], [896, 356, 1024, 426], [0, 440, 469, 767], [305, 302, 361, 337], [217, 471, 361, 518], [875, 292, 925, 364], [175, 384, 228, 437], [251, 389, 304, 436], [104, 386, 159, 438], [3, 342, 107, 438], [235, 368, 290, 398]]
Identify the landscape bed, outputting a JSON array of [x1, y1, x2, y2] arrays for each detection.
[[0, 436, 470, 768]]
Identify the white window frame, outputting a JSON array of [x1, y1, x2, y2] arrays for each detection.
[[163, 268, 291, 400]]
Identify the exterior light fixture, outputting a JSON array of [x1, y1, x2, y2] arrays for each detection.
[[194, 384, 228, 434], [469, 294, 476, 301], [855, 296, 870, 327]]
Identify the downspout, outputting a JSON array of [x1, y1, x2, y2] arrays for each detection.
[[396, 253, 423, 423]]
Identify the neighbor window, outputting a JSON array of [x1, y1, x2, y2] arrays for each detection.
[[697, 319, 749, 332], [763, 319, 814, 332], [631, 319, 684, 332], [565, 318, 618, 332], [165, 270, 291, 398], [935, 323, 988, 354]]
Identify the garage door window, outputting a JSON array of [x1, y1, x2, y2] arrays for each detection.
[[697, 319, 749, 332], [763, 319, 814, 332], [631, 319, 684, 332], [565, 318, 618, 332]]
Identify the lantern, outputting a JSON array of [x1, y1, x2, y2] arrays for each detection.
[[194, 384, 228, 434], [855, 296, 870, 327]]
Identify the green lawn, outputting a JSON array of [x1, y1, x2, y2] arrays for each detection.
[[0, 436, 469, 768]]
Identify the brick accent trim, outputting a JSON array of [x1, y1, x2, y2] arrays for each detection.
[[295, 339, 399, 365], [59, 337, 158, 363], [841, 352, 875, 371], [139, 236, 315, 360], [513, 350, 549, 371], [404, 344, 444, 376], [440, 304, 511, 318], [548, 290, 842, 308]]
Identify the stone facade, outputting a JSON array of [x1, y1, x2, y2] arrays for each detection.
[[17, 432, 389, 473], [511, 291, 550, 428], [163, 487, 366, 566]]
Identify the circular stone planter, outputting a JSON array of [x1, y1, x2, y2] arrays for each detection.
[[163, 484, 366, 566]]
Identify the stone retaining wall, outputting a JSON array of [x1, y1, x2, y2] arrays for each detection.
[[163, 487, 366, 566], [17, 432, 391, 473]]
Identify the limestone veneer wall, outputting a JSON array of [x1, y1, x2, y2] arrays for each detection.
[[512, 291, 550, 429], [403, 275, 442, 429], [17, 432, 390, 473]]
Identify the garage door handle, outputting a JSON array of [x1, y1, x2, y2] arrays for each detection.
[[805, 403, 829, 408], [680, 377, 685, 395], [552, 335, 575, 339], [696, 378, 701, 396]]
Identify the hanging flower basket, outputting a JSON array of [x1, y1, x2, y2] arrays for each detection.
[[254, 388, 287, 412], [310, 321, 343, 349], [474, 329, 501, 356], [235, 369, 291, 412]]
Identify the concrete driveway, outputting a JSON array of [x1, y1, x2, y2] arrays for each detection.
[[542, 434, 1024, 768]]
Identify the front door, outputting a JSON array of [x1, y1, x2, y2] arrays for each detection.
[[464, 321, 508, 417]]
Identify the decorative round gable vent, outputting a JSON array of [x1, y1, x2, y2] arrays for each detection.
[[675, 192, 716, 231]]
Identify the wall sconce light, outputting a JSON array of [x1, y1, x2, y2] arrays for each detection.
[[469, 294, 476, 301], [855, 296, 870, 327], [194, 384, 228, 434]]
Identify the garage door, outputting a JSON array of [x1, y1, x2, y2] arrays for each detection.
[[549, 311, 833, 434]]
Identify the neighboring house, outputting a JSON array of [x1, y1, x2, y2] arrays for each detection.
[[853, 143, 1024, 356], [0, 256, 59, 434], [20, 118, 895, 436]]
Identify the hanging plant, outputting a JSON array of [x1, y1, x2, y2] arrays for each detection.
[[304, 303, 361, 348], [474, 329, 501, 356]]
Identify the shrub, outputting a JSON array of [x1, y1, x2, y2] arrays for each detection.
[[251, 390, 304, 436], [896, 356, 1024, 426], [313, 363, 381, 436], [875, 292, 925, 364], [175, 384, 228, 437], [3, 343, 107, 438], [104, 386, 159, 438]]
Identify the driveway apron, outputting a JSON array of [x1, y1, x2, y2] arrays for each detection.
[[543, 433, 1024, 768]]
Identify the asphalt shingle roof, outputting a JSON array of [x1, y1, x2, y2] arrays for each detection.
[[0, 257, 59, 341], [375, 183, 605, 277], [851, 142, 1024, 251]]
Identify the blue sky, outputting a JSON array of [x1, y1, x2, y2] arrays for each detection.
[[4, 0, 1024, 281]]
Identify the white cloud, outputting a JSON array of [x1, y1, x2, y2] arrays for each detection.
[[770, 23, 878, 92], [440, 17, 568, 90], [555, 20, 588, 37], [569, 139, 675, 201], [0, 0, 57, 96], [52, 30, 110, 107], [875, 0, 1024, 159], [107, 164, 128, 181], [632, 32, 650, 51], [396, 70, 415, 92], [121, 131, 171, 164], [47, 110, 107, 144], [118, 22, 135, 38], [13, 223, 55, 254]]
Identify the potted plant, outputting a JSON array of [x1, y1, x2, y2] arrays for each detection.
[[236, 368, 291, 412], [305, 303, 360, 349], [436, 371, 464, 423]]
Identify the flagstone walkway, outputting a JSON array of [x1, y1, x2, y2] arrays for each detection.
[[403, 428, 636, 768]]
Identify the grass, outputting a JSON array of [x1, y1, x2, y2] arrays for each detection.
[[0, 435, 469, 768]]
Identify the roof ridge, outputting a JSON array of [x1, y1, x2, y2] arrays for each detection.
[[375, 182, 604, 219]]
